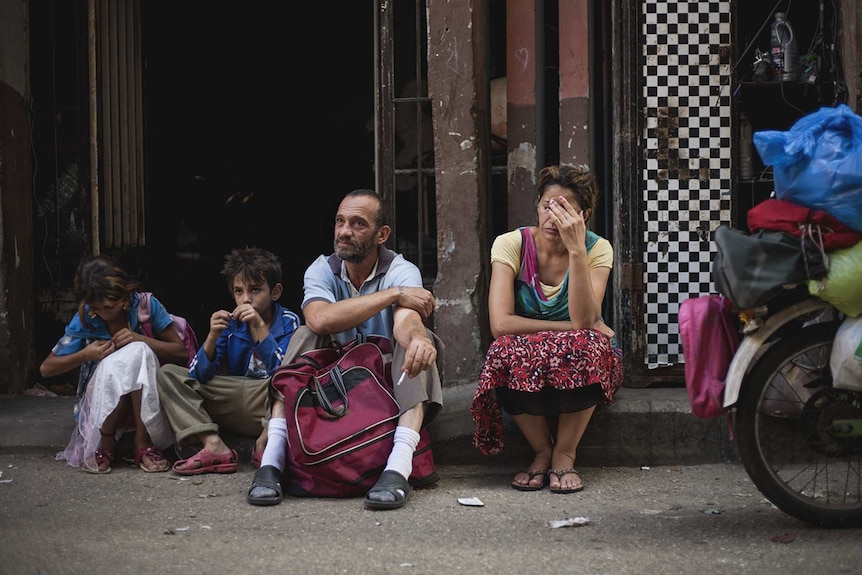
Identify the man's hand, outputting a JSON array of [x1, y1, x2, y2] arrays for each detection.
[[395, 286, 436, 321], [399, 334, 437, 379]]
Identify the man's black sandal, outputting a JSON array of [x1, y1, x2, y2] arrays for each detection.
[[247, 465, 283, 506], [364, 470, 413, 510]]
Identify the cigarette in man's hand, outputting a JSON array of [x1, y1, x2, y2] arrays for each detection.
[[396, 371, 407, 386]]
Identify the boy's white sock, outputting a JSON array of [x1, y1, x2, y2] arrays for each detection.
[[260, 417, 287, 472], [384, 426, 421, 479]]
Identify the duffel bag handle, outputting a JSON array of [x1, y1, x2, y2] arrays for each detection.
[[292, 355, 324, 370], [366, 335, 392, 355], [312, 366, 349, 418], [343, 334, 392, 355]]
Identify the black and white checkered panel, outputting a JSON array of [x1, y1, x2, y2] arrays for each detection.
[[642, 0, 732, 368]]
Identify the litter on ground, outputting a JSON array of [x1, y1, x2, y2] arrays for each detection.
[[548, 517, 590, 528]]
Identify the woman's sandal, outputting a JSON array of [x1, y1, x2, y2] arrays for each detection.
[[135, 445, 170, 473], [364, 470, 413, 510], [548, 468, 584, 494], [511, 469, 549, 491]]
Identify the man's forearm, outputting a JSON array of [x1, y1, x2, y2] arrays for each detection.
[[392, 307, 428, 348], [306, 288, 399, 335]]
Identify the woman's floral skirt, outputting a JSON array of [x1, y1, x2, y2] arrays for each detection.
[[471, 329, 623, 455]]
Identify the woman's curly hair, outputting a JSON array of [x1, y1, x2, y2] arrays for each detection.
[[535, 164, 600, 213]]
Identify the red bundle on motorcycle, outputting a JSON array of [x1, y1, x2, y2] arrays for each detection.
[[747, 198, 862, 251], [271, 337, 438, 498], [679, 294, 740, 418]]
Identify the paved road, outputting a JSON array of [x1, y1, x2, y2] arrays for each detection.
[[1, 454, 860, 575]]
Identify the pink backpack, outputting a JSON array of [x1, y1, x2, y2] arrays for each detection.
[[136, 291, 199, 367], [678, 294, 740, 418]]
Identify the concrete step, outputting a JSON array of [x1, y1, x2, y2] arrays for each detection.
[[0, 385, 738, 467], [427, 383, 738, 467]]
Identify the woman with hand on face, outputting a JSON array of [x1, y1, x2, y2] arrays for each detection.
[[471, 164, 623, 494], [41, 255, 188, 474]]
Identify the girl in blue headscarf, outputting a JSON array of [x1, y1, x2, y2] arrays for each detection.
[[40, 255, 189, 474]]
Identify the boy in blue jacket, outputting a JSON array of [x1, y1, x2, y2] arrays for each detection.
[[157, 247, 301, 475]]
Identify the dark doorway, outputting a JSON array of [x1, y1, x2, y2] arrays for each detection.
[[140, 3, 376, 333]]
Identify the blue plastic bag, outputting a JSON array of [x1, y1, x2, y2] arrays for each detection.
[[753, 104, 862, 232]]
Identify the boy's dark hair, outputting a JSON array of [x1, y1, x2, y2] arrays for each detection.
[[222, 247, 282, 290]]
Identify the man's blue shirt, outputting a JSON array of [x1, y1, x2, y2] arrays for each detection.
[[301, 245, 422, 343]]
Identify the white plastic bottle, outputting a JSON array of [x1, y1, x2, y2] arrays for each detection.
[[770, 12, 799, 82]]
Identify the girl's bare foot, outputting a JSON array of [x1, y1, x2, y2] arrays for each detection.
[[256, 427, 268, 454], [135, 445, 169, 472], [252, 427, 268, 467]]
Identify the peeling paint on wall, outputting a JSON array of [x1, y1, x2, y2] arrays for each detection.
[[508, 142, 537, 178], [435, 295, 483, 376], [439, 230, 456, 260], [436, 297, 475, 311]]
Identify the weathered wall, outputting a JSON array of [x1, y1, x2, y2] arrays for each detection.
[[840, 0, 862, 112], [426, 0, 491, 385], [0, 0, 36, 394]]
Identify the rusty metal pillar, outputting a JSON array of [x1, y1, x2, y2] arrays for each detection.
[[506, 0, 542, 229], [558, 0, 591, 168]]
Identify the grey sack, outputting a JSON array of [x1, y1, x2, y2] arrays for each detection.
[[712, 225, 828, 310]]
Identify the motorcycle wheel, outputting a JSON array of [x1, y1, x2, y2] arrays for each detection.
[[734, 321, 862, 528]]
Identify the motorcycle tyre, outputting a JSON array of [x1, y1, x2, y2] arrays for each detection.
[[734, 321, 862, 529]]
